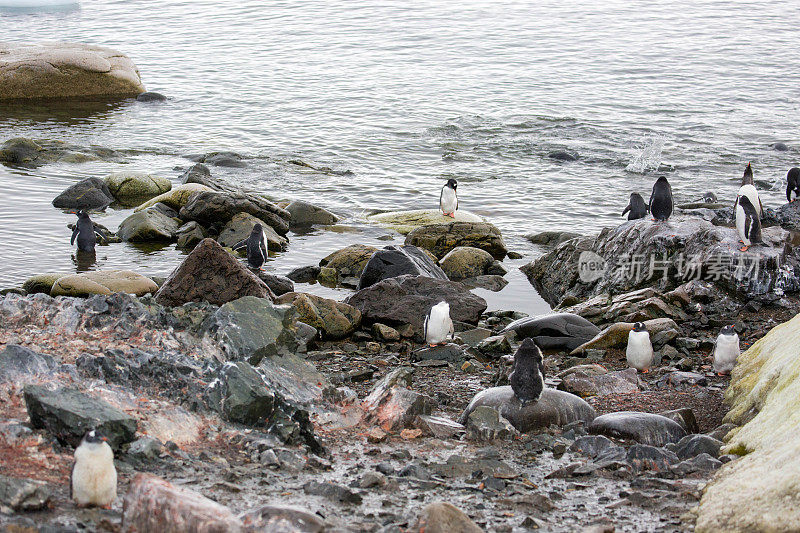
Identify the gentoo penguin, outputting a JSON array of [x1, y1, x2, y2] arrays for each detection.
[[509, 338, 545, 406], [712, 325, 740, 375], [423, 301, 454, 346], [622, 193, 648, 220], [232, 223, 267, 269], [626, 322, 654, 373], [70, 211, 102, 253], [439, 178, 458, 218], [735, 195, 762, 251], [701, 192, 717, 203], [71, 429, 117, 508], [786, 168, 800, 203], [648, 176, 673, 222], [734, 162, 763, 217]]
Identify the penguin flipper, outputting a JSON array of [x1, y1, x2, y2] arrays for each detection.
[[260, 239, 267, 258], [70, 227, 78, 246], [232, 239, 247, 251], [69, 460, 75, 499], [423, 313, 429, 341], [439, 187, 444, 213], [622, 204, 630, 217], [744, 214, 752, 240]]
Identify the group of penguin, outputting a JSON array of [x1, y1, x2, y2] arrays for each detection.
[[623, 163, 800, 252]]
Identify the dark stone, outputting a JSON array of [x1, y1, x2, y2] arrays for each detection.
[[674, 434, 723, 460], [547, 150, 579, 161], [23, 384, 137, 449], [568, 435, 622, 459], [0, 137, 42, 166], [285, 200, 339, 226], [205, 362, 274, 426], [771, 142, 789, 151], [357, 245, 447, 290], [558, 368, 642, 397], [117, 204, 180, 242], [180, 163, 236, 193], [302, 481, 362, 504], [287, 266, 321, 283], [588, 412, 687, 447], [126, 437, 164, 464], [0, 475, 51, 512], [175, 221, 206, 249], [0, 345, 57, 382], [256, 272, 294, 296], [203, 152, 247, 168], [671, 453, 723, 475], [155, 238, 273, 307], [52, 177, 114, 210], [657, 408, 700, 434], [663, 371, 707, 387], [179, 191, 290, 236], [501, 313, 600, 352], [625, 444, 679, 473], [136, 91, 167, 102], [412, 343, 465, 363]]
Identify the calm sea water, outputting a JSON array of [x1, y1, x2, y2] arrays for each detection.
[[1, 1, 799, 315]]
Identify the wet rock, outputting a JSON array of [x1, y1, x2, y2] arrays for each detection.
[[0, 475, 51, 512], [439, 246, 495, 281], [136, 91, 167, 102], [368, 208, 484, 235], [286, 265, 321, 284], [465, 406, 518, 441], [357, 245, 447, 290], [674, 434, 723, 460], [626, 444, 679, 473], [303, 481, 362, 505], [525, 230, 581, 246], [416, 502, 483, 533], [175, 221, 206, 249], [52, 177, 114, 210], [0, 137, 43, 166], [179, 191, 290, 236], [589, 412, 687, 446], [502, 313, 600, 352], [155, 238, 273, 307], [217, 212, 288, 252], [672, 453, 722, 476], [319, 244, 378, 287], [255, 272, 294, 297], [180, 163, 232, 193], [414, 415, 465, 438], [405, 221, 508, 260], [21, 273, 64, 295], [105, 172, 171, 205], [460, 274, 509, 292], [135, 183, 213, 212], [0, 345, 57, 382], [547, 149, 579, 161], [200, 151, 247, 168], [239, 504, 325, 532], [558, 368, 643, 398], [568, 435, 623, 459], [364, 386, 437, 432], [772, 201, 800, 232], [413, 343, 464, 362], [206, 362, 274, 426], [23, 384, 137, 449], [459, 387, 596, 433], [345, 275, 487, 335], [658, 408, 700, 434], [570, 318, 679, 354], [118, 205, 180, 242], [372, 323, 400, 341], [276, 292, 361, 340], [122, 473, 244, 532], [0, 42, 145, 100], [285, 200, 339, 226]]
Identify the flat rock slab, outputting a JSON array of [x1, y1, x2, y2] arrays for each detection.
[[558, 368, 643, 397], [459, 386, 596, 433], [0, 42, 145, 100], [412, 343, 464, 363], [23, 384, 137, 449], [368, 209, 484, 235], [589, 411, 687, 447]]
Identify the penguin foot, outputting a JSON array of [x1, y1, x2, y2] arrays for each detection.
[[739, 246, 749, 252], [101, 504, 112, 510], [641, 369, 649, 374], [448, 213, 455, 218]]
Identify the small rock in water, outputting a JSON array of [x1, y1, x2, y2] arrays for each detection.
[[547, 150, 579, 161], [136, 91, 167, 102]]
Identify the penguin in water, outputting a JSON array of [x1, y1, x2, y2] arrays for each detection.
[[735, 195, 762, 251], [786, 168, 800, 203], [734, 162, 763, 218], [439, 178, 458, 218], [509, 338, 545, 406], [232, 223, 267, 269], [70, 211, 103, 253], [701, 192, 717, 203], [626, 322, 654, 373], [648, 176, 673, 222], [712, 325, 740, 375], [71, 429, 117, 509], [423, 301, 454, 346], [622, 193, 648, 220]]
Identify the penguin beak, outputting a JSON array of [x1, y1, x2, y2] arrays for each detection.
[[101, 437, 108, 442]]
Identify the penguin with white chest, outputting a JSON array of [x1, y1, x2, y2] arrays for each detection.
[[509, 338, 545, 406], [439, 178, 458, 218], [232, 223, 267, 269], [71, 429, 117, 509], [735, 195, 762, 252], [713, 325, 740, 375], [424, 301, 454, 346], [786, 168, 800, 203], [626, 322, 654, 373]]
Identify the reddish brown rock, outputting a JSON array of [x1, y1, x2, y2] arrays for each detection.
[[154, 238, 273, 307]]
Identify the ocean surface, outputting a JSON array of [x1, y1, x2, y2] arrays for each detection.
[[1, 0, 799, 315]]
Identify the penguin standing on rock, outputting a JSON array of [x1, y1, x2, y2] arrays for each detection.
[[424, 301, 454, 346], [622, 193, 648, 220], [439, 178, 458, 218], [735, 162, 763, 218], [70, 211, 103, 253], [786, 168, 800, 203], [509, 338, 545, 406], [712, 325, 740, 375], [71, 429, 117, 509], [626, 322, 654, 373], [648, 176, 673, 222], [232, 223, 267, 269], [735, 195, 762, 251]]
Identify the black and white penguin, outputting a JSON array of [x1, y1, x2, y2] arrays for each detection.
[[439, 178, 458, 218], [232, 223, 267, 269], [622, 193, 648, 220], [509, 338, 545, 406], [648, 176, 673, 222], [712, 325, 740, 375], [70, 429, 117, 508], [70, 211, 102, 253], [786, 168, 800, 203], [423, 301, 454, 346], [701, 192, 717, 203], [626, 322, 654, 373], [735, 195, 762, 251], [734, 162, 763, 218]]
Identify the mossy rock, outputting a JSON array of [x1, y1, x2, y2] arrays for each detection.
[[105, 172, 172, 205], [134, 183, 213, 212], [22, 273, 67, 295], [368, 209, 483, 235], [51, 270, 158, 297]]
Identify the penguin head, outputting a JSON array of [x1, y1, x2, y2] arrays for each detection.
[[702, 192, 717, 203], [655, 176, 669, 186], [77, 210, 89, 220], [432, 300, 450, 313], [251, 223, 263, 235], [445, 178, 458, 190], [516, 337, 544, 364], [81, 429, 108, 446], [720, 325, 736, 336], [632, 322, 647, 333]]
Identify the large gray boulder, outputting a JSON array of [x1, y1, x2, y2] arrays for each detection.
[[104, 172, 171, 206], [357, 245, 447, 290], [588, 411, 687, 447], [52, 177, 114, 210], [117, 204, 180, 242], [205, 361, 274, 426], [501, 312, 600, 351], [217, 212, 288, 251], [405, 221, 507, 260], [179, 191, 290, 236], [285, 200, 339, 226], [0, 42, 145, 100]]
